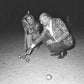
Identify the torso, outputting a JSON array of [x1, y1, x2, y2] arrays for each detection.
[[46, 18, 63, 41], [52, 18, 68, 41]]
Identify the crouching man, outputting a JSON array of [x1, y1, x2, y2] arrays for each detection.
[[27, 12, 75, 58]]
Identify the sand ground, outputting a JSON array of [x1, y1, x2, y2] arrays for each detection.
[[0, 25, 84, 84]]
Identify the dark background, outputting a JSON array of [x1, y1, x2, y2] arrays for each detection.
[[0, 0, 84, 38]]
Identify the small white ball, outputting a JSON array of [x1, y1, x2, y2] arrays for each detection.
[[46, 74, 52, 80], [18, 55, 21, 59], [26, 58, 30, 62]]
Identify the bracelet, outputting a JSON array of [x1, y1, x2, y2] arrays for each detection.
[[31, 44, 35, 48]]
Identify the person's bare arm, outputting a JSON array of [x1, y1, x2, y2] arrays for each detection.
[[23, 19, 30, 51], [30, 28, 47, 49], [24, 25, 28, 52], [24, 33, 27, 51]]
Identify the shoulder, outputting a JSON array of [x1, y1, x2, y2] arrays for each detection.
[[52, 18, 65, 24], [52, 18, 67, 28], [52, 18, 69, 32]]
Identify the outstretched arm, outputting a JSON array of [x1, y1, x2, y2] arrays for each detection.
[[24, 33, 27, 52], [23, 19, 30, 52], [24, 25, 29, 52], [22, 19, 27, 52], [30, 28, 47, 49]]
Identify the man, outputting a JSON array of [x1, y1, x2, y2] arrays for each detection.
[[21, 11, 41, 58], [27, 12, 74, 58]]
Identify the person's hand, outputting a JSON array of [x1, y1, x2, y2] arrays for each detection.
[[46, 39, 54, 45], [26, 48, 33, 55]]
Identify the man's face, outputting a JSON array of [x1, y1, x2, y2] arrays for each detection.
[[40, 16, 50, 26]]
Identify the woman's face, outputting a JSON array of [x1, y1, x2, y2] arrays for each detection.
[[27, 16, 34, 25]]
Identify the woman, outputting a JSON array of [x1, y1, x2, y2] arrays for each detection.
[[22, 11, 41, 57]]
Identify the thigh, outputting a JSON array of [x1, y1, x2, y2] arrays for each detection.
[[47, 40, 70, 55], [26, 34, 32, 48]]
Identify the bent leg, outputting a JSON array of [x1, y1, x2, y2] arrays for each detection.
[[26, 34, 33, 50], [47, 41, 68, 55]]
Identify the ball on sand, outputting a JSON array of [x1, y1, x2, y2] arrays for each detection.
[[25, 58, 30, 62], [46, 74, 52, 80], [18, 55, 21, 59], [18, 55, 26, 59]]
